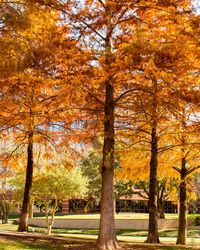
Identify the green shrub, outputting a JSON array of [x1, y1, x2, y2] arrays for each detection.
[[195, 216, 200, 225]]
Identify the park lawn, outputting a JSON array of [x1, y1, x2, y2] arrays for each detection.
[[0, 237, 58, 250], [0, 223, 199, 249], [0, 222, 200, 239], [0, 235, 199, 250], [0, 235, 65, 250], [28, 227, 200, 238]]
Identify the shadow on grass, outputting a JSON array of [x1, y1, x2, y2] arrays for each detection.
[[0, 235, 200, 250]]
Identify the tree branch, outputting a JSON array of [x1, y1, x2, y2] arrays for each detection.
[[172, 166, 181, 173], [114, 84, 153, 103], [186, 165, 200, 176]]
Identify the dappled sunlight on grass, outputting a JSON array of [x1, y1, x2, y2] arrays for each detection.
[[0, 236, 62, 250], [0, 223, 18, 231], [0, 236, 199, 250], [0, 215, 199, 248]]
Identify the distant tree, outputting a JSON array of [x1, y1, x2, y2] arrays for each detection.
[[80, 150, 134, 209], [33, 167, 88, 235], [12, 166, 88, 235], [133, 178, 177, 219], [80, 151, 101, 200]]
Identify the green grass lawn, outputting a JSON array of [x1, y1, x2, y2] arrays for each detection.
[[1, 219, 200, 239], [0, 221, 200, 249], [1, 214, 200, 248], [0, 236, 59, 250], [0, 236, 199, 250], [26, 227, 200, 238]]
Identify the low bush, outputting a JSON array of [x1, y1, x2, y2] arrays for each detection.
[[194, 216, 200, 226]]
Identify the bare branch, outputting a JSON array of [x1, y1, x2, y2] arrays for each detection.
[[187, 165, 200, 176], [172, 166, 181, 173]]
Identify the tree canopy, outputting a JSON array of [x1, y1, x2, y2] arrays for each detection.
[[0, 0, 199, 249]]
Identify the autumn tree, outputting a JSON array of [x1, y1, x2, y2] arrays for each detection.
[[132, 178, 177, 219], [168, 108, 200, 245], [59, 1, 197, 248], [13, 165, 88, 235], [0, 2, 78, 232], [80, 148, 134, 205], [114, 0, 198, 243], [0, 1, 199, 249]]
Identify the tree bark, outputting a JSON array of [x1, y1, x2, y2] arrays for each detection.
[[176, 157, 187, 245], [157, 182, 165, 219], [97, 82, 119, 250], [48, 199, 57, 235], [18, 131, 33, 232], [158, 200, 165, 219], [28, 201, 34, 219], [146, 127, 160, 243], [0, 200, 9, 224], [97, 2, 119, 249], [146, 76, 160, 243], [1, 181, 9, 224]]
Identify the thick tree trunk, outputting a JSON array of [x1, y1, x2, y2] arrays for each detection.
[[97, 2, 119, 248], [97, 82, 119, 250], [18, 131, 33, 232], [146, 127, 160, 243], [176, 158, 187, 245]]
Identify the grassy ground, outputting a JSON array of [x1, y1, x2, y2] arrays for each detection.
[[0, 235, 58, 250], [27, 227, 200, 238], [0, 235, 199, 250], [1, 214, 200, 248], [1, 222, 200, 245], [1, 222, 200, 238]]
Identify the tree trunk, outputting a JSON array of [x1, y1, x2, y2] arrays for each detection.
[[5, 202, 9, 223], [97, 2, 119, 249], [0, 201, 8, 224], [28, 201, 34, 219], [157, 184, 165, 219], [176, 158, 187, 245], [45, 199, 49, 233], [0, 198, 9, 224], [18, 131, 33, 232], [158, 200, 165, 219], [1, 182, 9, 224], [97, 82, 119, 250], [146, 127, 160, 243], [48, 199, 57, 235]]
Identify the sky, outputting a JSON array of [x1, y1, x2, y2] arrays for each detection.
[[193, 0, 200, 13]]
